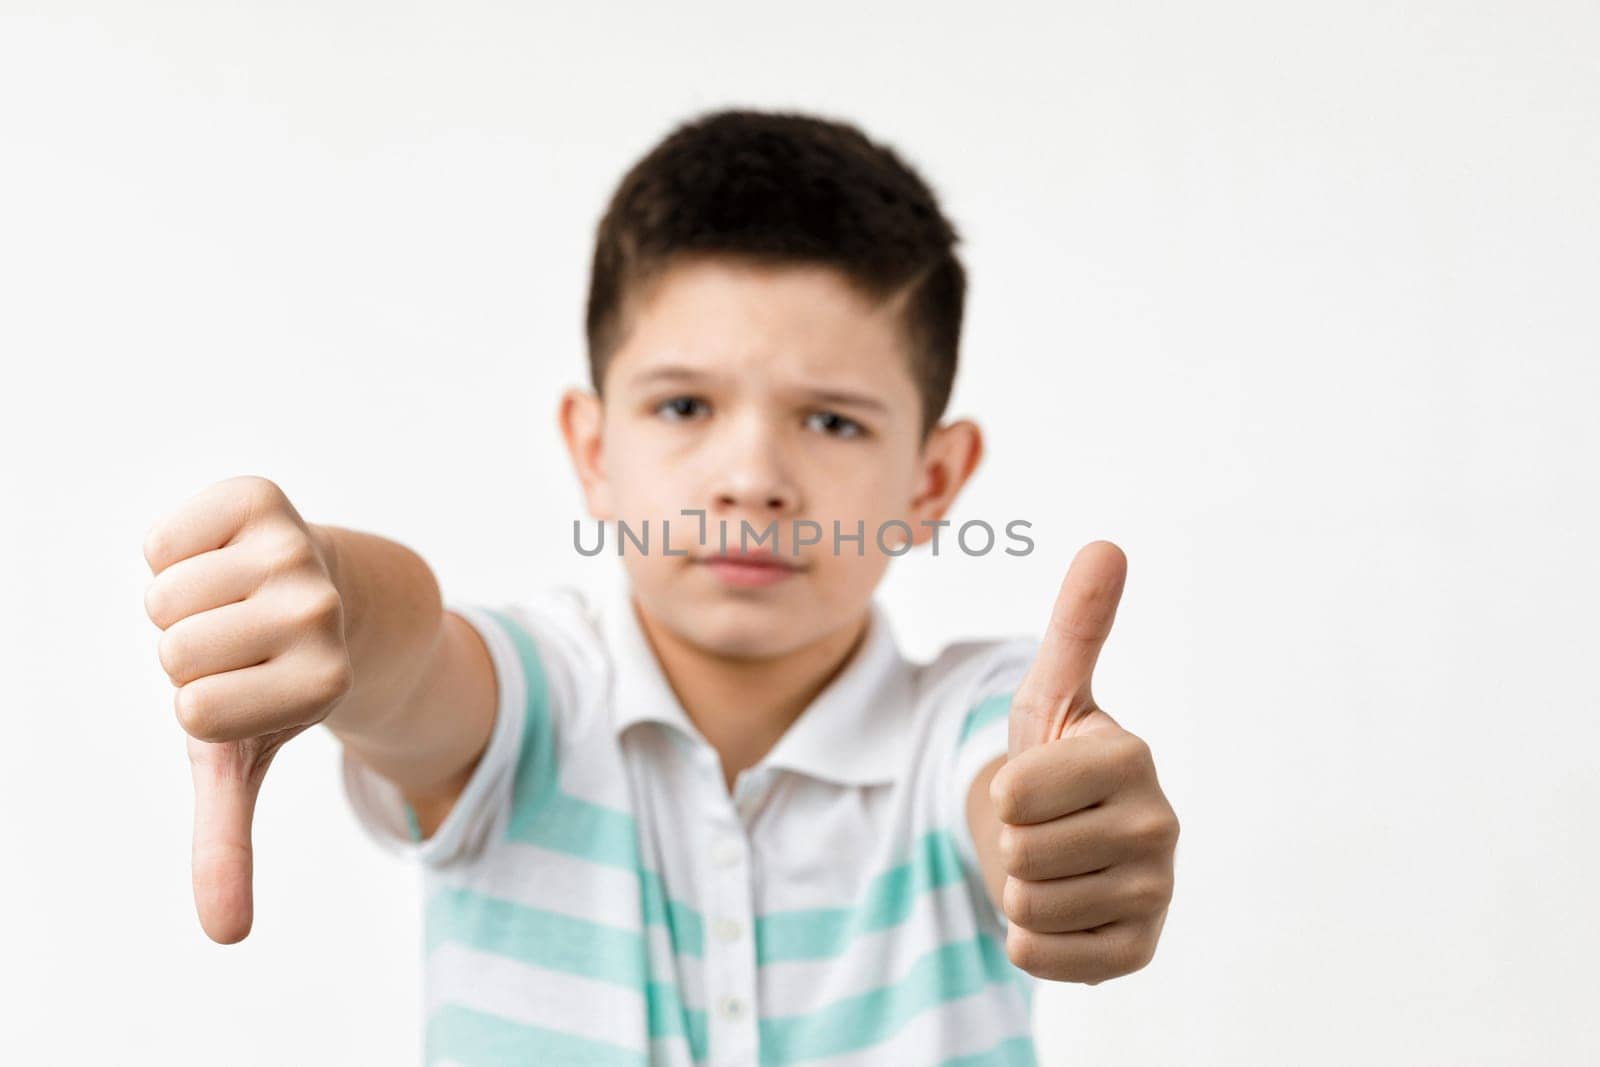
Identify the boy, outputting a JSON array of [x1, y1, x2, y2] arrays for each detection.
[[143, 108, 1179, 1065]]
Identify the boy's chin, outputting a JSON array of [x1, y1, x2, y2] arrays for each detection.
[[642, 586, 817, 660], [678, 601, 803, 659]]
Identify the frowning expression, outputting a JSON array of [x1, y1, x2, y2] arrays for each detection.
[[560, 253, 981, 658]]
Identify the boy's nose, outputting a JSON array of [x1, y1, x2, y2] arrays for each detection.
[[708, 427, 799, 516], [712, 469, 796, 514], [714, 486, 792, 513]]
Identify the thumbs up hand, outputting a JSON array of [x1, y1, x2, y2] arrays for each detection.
[[989, 541, 1179, 983], [143, 475, 354, 943]]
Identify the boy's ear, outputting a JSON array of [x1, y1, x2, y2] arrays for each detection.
[[558, 386, 615, 520], [907, 418, 984, 545]]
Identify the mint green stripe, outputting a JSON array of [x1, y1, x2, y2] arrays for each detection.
[[939, 1035, 1038, 1066], [427, 887, 648, 989], [640, 866, 706, 958], [668, 897, 704, 957], [510, 789, 706, 957], [959, 691, 1013, 745], [427, 887, 706, 1056], [482, 605, 559, 807], [646, 983, 709, 1062], [758, 934, 1024, 1065], [756, 829, 967, 964], [482, 608, 705, 959], [426, 1003, 647, 1067], [450, 610, 706, 1055], [511, 789, 641, 868]]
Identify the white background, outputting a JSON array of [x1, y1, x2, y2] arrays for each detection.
[[3, 2, 1597, 1064]]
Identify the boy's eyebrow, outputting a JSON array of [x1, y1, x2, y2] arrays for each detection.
[[626, 365, 889, 414], [800, 387, 888, 415], [627, 365, 717, 388]]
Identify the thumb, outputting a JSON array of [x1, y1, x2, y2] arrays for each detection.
[[1009, 540, 1127, 759], [186, 735, 277, 944]]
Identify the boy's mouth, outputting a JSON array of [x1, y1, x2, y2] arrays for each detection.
[[694, 550, 806, 588]]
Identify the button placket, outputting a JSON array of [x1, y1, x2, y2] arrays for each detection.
[[704, 766, 759, 1065], [711, 834, 743, 869]]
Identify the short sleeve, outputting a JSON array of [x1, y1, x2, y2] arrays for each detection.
[[340, 586, 598, 869], [934, 635, 1040, 932]]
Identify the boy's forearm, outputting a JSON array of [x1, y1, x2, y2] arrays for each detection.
[[312, 524, 472, 793]]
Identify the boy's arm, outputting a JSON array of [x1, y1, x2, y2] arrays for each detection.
[[315, 524, 496, 837], [966, 542, 1179, 984]]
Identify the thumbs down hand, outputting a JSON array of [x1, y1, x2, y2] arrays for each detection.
[[143, 475, 353, 944]]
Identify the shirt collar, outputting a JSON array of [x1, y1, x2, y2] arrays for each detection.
[[598, 575, 915, 788]]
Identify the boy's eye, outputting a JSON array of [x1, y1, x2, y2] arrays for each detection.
[[655, 396, 709, 420], [807, 410, 866, 439]]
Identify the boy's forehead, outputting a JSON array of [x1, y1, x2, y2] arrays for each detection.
[[610, 256, 919, 399]]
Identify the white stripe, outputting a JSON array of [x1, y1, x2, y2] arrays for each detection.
[[428, 838, 646, 934], [648, 1037, 699, 1067], [953, 713, 1010, 788], [425, 940, 651, 1055], [947, 712, 1012, 935]]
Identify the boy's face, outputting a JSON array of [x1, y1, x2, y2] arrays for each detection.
[[560, 254, 982, 660]]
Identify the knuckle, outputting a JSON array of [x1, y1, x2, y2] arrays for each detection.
[[1132, 935, 1158, 973], [156, 631, 192, 683], [1001, 877, 1037, 929], [989, 766, 1024, 823], [1008, 692, 1060, 739], [174, 685, 226, 741], [1080, 735, 1129, 792], [1111, 731, 1151, 773], [1128, 873, 1173, 916], [141, 523, 171, 572], [235, 474, 285, 509], [1131, 810, 1181, 854], [292, 584, 343, 630], [997, 824, 1029, 876], [1004, 926, 1040, 974], [1008, 692, 1056, 725], [1009, 677, 1047, 708], [1083, 943, 1123, 984], [265, 530, 316, 576], [144, 581, 174, 628], [313, 653, 354, 706], [1107, 932, 1153, 978]]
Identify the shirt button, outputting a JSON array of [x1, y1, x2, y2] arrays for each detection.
[[713, 917, 744, 942], [711, 836, 742, 868], [717, 995, 746, 1021]]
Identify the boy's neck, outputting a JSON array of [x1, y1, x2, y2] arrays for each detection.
[[630, 595, 872, 794]]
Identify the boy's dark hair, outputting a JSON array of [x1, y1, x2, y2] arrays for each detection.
[[585, 107, 965, 440]]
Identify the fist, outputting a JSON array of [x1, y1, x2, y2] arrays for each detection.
[[990, 541, 1179, 984], [143, 474, 353, 943]]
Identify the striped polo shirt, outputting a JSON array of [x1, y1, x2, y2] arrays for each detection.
[[342, 575, 1042, 1066]]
